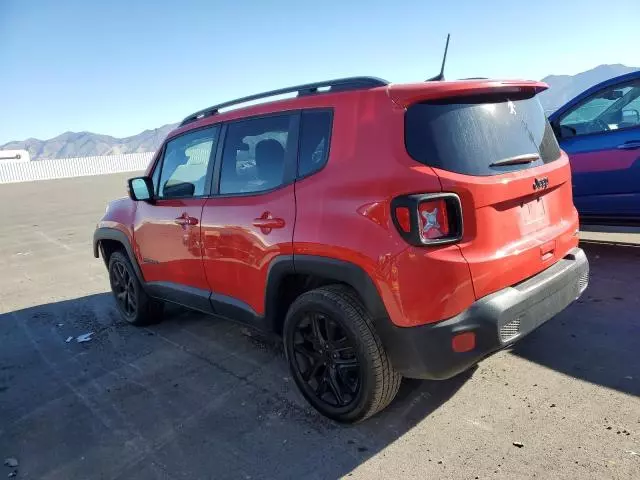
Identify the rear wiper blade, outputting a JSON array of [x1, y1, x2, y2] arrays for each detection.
[[490, 153, 540, 167]]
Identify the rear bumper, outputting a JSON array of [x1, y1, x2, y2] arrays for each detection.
[[385, 247, 589, 380]]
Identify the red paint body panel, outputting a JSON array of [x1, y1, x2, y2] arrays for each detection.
[[97, 196, 137, 253], [100, 77, 579, 330], [200, 186, 295, 314], [133, 199, 209, 291], [434, 154, 579, 299]]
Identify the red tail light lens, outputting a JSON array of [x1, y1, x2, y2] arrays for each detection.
[[418, 199, 449, 240], [391, 193, 462, 246]]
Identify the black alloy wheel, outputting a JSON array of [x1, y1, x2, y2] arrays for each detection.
[[291, 311, 361, 409], [284, 285, 401, 423], [110, 258, 138, 318], [107, 251, 163, 326]]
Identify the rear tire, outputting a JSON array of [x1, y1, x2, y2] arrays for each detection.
[[108, 251, 163, 326], [283, 285, 401, 423]]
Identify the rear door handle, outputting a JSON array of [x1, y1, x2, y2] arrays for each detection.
[[252, 212, 285, 233], [616, 141, 640, 150], [252, 218, 285, 229]]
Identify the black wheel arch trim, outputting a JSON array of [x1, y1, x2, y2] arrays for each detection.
[[93, 227, 145, 285], [265, 255, 393, 338]]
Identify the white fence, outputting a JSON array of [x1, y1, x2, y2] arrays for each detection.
[[0, 152, 155, 184]]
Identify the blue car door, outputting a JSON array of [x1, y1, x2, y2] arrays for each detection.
[[549, 73, 640, 221]]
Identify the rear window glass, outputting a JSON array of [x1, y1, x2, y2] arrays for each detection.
[[405, 93, 561, 176]]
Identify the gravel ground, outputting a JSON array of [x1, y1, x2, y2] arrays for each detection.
[[0, 173, 638, 480]]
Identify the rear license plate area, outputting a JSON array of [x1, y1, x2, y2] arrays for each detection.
[[519, 197, 549, 234]]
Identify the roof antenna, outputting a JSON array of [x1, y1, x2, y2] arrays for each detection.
[[426, 34, 450, 81]]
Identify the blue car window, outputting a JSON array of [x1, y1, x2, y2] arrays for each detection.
[[560, 80, 640, 135]]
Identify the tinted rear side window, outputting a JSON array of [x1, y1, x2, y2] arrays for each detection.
[[298, 110, 332, 178], [405, 93, 561, 176]]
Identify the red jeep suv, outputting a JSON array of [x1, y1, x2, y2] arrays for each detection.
[[94, 76, 589, 422]]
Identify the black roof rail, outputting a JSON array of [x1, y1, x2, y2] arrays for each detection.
[[179, 76, 389, 127]]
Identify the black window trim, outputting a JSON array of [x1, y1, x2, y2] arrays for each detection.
[[149, 144, 166, 195], [210, 110, 301, 198], [555, 78, 640, 140], [152, 124, 221, 200], [296, 108, 334, 181]]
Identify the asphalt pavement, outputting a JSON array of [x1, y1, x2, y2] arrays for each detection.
[[0, 173, 639, 479]]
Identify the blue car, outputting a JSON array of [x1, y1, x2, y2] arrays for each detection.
[[549, 71, 640, 224]]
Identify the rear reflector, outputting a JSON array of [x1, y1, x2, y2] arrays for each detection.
[[452, 332, 476, 353], [394, 207, 411, 232]]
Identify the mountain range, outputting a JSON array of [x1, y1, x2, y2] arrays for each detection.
[[0, 124, 178, 162], [2, 64, 638, 161]]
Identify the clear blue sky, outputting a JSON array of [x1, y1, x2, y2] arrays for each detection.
[[1, 0, 639, 144]]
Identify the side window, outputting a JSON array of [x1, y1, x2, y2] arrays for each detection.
[[298, 110, 332, 178], [157, 126, 219, 198], [219, 114, 293, 194], [560, 81, 640, 136]]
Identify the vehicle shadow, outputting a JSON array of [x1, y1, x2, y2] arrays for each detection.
[[0, 293, 470, 480], [511, 242, 640, 397]]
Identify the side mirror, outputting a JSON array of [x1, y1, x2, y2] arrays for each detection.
[[622, 109, 640, 124], [128, 177, 154, 201], [556, 124, 577, 139]]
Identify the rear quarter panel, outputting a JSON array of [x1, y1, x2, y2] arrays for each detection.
[[293, 90, 476, 327]]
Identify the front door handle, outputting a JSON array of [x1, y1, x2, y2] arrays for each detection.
[[253, 212, 285, 233], [617, 141, 640, 150], [174, 213, 198, 227]]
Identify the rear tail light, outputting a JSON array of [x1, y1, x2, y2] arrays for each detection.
[[391, 193, 463, 246], [418, 198, 449, 240]]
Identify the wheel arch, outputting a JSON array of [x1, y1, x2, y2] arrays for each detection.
[[265, 255, 390, 335], [93, 227, 145, 284]]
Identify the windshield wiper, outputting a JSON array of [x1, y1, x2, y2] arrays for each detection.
[[490, 153, 540, 167]]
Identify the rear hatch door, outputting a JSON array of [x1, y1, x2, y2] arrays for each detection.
[[397, 81, 580, 298]]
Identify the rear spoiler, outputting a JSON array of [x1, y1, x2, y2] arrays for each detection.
[[387, 80, 548, 108]]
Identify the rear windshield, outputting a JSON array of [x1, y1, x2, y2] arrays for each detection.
[[405, 92, 561, 176]]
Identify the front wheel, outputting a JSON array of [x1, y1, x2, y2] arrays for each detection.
[[108, 251, 163, 326], [283, 285, 401, 423]]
